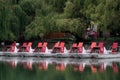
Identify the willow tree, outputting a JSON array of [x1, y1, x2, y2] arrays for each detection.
[[55, 0, 86, 38], [0, 0, 18, 40], [105, 0, 120, 34], [24, 0, 67, 39], [0, 0, 30, 41], [1, 0, 119, 41], [82, 0, 120, 35]]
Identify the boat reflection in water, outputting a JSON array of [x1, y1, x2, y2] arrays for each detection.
[[1, 57, 120, 74]]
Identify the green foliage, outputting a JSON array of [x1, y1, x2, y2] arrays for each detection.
[[64, 1, 74, 18], [0, 0, 120, 41]]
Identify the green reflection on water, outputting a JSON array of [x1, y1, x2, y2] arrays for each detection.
[[0, 61, 120, 80]]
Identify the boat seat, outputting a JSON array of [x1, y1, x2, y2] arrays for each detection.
[[22, 42, 27, 47], [70, 43, 78, 53], [90, 42, 97, 53], [34, 42, 43, 52], [60, 42, 65, 47], [78, 42, 83, 47], [4, 42, 16, 52], [28, 42, 32, 47], [60, 42, 65, 53], [98, 42, 104, 48], [98, 42, 104, 54], [52, 42, 61, 53], [42, 42, 48, 52], [91, 42, 97, 49], [91, 42, 104, 54], [78, 42, 83, 53], [26, 42, 32, 52], [112, 42, 118, 53], [12, 42, 16, 46], [34, 42, 48, 53], [19, 42, 32, 52], [72, 43, 77, 47], [43, 42, 47, 46], [10, 46, 16, 52], [54, 42, 60, 48], [19, 42, 27, 51], [37, 42, 42, 47]]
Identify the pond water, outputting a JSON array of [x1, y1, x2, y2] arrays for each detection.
[[0, 57, 120, 80]]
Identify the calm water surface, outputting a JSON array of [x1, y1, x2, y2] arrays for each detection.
[[0, 57, 120, 80]]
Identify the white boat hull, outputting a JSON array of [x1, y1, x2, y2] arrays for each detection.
[[97, 54, 120, 58], [1, 52, 18, 56], [1, 51, 120, 59], [34, 52, 56, 57]]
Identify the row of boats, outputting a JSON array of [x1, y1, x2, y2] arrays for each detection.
[[0, 41, 120, 58], [1, 57, 120, 73]]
